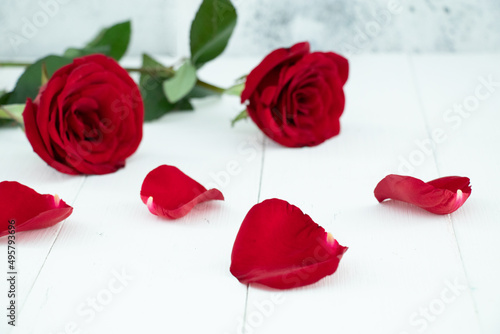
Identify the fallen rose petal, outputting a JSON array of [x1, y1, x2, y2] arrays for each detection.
[[140, 165, 224, 219], [0, 181, 73, 237], [230, 199, 347, 289], [374, 175, 471, 215]]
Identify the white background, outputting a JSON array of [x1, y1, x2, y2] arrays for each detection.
[[1, 0, 500, 60]]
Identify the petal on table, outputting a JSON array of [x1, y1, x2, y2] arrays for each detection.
[[374, 174, 471, 215], [140, 165, 224, 219], [230, 198, 347, 289], [0, 181, 73, 237]]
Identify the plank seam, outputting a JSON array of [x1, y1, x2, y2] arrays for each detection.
[[242, 135, 267, 333], [18, 175, 88, 317], [407, 54, 482, 331]]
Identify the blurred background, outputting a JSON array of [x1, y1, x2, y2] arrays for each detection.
[[1, 0, 499, 60]]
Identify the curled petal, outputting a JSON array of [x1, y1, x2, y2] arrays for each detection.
[[324, 52, 349, 85], [0, 181, 73, 238], [374, 175, 471, 215], [241, 42, 310, 103], [230, 199, 347, 289], [140, 165, 224, 219]]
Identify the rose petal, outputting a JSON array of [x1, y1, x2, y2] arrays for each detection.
[[24, 98, 79, 175], [140, 165, 224, 219], [230, 199, 347, 289], [241, 42, 310, 103], [324, 52, 349, 85], [374, 174, 471, 215], [0, 181, 73, 237]]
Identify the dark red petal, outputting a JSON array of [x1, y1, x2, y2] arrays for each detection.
[[324, 52, 349, 85], [140, 165, 224, 219], [241, 42, 310, 103], [230, 199, 347, 289], [0, 181, 73, 237], [374, 174, 471, 215], [23, 99, 79, 175]]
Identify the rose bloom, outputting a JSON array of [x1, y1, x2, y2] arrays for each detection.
[[23, 54, 144, 175], [241, 42, 349, 147]]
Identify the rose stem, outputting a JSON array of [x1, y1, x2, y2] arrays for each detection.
[[0, 62, 227, 95]]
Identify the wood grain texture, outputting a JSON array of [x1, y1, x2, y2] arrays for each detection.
[[245, 55, 481, 334], [411, 54, 500, 334], [0, 55, 498, 334], [0, 124, 86, 317]]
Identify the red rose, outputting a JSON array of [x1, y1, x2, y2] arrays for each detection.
[[241, 42, 348, 147], [23, 54, 144, 175]]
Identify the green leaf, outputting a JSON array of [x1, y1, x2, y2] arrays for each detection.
[[0, 119, 13, 127], [0, 92, 13, 127], [140, 54, 172, 121], [7, 55, 73, 104], [163, 61, 197, 104], [175, 98, 194, 111], [231, 109, 248, 127], [0, 104, 25, 128], [0, 104, 24, 119], [140, 54, 193, 121], [141, 53, 168, 71], [225, 82, 244, 97], [190, 0, 237, 68], [140, 54, 174, 76], [84, 21, 131, 61], [0, 91, 11, 105]]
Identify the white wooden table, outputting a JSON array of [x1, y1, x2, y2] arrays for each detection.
[[1, 54, 499, 334]]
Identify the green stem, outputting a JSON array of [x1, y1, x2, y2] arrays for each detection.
[[123, 66, 175, 76], [0, 62, 227, 95], [196, 79, 226, 94], [0, 61, 33, 67]]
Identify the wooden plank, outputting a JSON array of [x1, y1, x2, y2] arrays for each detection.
[[411, 54, 500, 334], [245, 55, 481, 334], [0, 95, 86, 334], [1, 55, 497, 333]]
